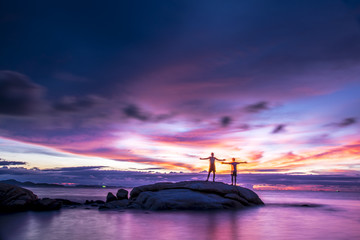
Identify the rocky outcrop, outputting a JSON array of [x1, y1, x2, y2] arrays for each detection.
[[129, 181, 264, 210], [1, 181, 264, 212]]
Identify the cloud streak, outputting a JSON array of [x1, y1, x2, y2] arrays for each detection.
[[333, 117, 357, 127], [0, 159, 26, 166], [1, 166, 359, 191]]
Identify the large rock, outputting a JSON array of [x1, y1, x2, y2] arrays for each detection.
[[0, 183, 38, 212], [0, 183, 81, 212], [129, 181, 264, 210]]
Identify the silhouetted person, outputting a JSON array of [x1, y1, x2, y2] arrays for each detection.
[[199, 152, 225, 182], [222, 158, 247, 185]]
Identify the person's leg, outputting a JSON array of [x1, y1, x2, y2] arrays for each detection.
[[231, 174, 233, 185], [206, 170, 210, 181], [234, 175, 237, 186], [213, 171, 216, 182]]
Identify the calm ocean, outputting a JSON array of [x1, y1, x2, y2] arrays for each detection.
[[0, 187, 359, 240]]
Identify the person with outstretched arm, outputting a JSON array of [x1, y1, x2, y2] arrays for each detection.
[[222, 158, 247, 185], [199, 152, 225, 182]]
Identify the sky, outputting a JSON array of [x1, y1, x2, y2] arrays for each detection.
[[0, 0, 360, 189]]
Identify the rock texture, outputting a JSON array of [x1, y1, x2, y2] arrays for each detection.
[[129, 181, 264, 210], [100, 199, 130, 210]]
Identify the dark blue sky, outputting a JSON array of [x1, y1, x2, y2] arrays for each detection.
[[2, 0, 359, 97]]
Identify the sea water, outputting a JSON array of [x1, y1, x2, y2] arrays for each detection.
[[0, 188, 359, 240]]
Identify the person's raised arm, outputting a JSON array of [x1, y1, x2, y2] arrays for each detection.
[[199, 157, 210, 160], [221, 162, 231, 164], [215, 158, 226, 162]]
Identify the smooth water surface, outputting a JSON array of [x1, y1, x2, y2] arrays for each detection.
[[1, 189, 359, 240], [25, 187, 127, 202]]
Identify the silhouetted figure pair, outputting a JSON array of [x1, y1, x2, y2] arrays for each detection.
[[199, 152, 225, 182], [200, 153, 247, 185], [222, 158, 247, 185]]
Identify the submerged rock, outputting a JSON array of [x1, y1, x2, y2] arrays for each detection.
[[129, 181, 264, 210]]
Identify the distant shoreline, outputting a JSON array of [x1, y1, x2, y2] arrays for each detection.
[[0, 179, 123, 189]]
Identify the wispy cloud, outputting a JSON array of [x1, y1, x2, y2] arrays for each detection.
[[122, 104, 150, 121], [0, 71, 48, 116], [0, 159, 26, 166], [331, 117, 357, 127]]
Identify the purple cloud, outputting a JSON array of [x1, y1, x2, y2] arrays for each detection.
[[220, 116, 232, 127], [335, 117, 357, 127], [245, 101, 270, 113], [123, 104, 150, 121]]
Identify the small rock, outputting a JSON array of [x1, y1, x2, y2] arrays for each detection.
[[116, 189, 129, 200], [106, 192, 117, 202]]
